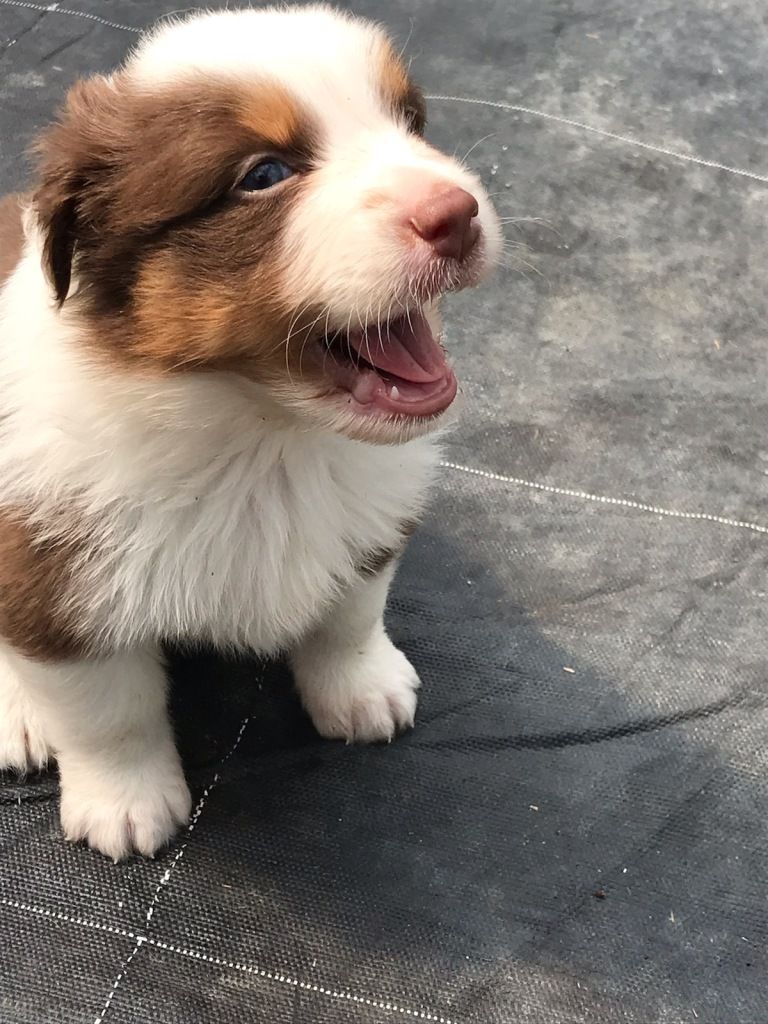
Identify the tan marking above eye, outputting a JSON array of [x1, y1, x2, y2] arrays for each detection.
[[234, 81, 312, 153], [373, 35, 426, 134]]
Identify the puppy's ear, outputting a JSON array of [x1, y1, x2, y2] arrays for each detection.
[[33, 75, 115, 305], [35, 173, 81, 305]]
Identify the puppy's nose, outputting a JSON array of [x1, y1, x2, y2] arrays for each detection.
[[409, 186, 480, 261]]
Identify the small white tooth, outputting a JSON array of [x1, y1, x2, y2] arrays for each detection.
[[390, 385, 401, 400]]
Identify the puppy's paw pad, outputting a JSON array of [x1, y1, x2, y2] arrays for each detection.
[[303, 640, 420, 744], [60, 762, 192, 861]]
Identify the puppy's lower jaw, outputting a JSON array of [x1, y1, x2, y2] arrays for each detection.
[[292, 630, 420, 744]]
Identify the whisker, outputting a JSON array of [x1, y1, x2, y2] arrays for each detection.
[[266, 297, 313, 358], [295, 305, 330, 380], [397, 18, 415, 60], [342, 305, 355, 364], [297, 306, 327, 377], [498, 256, 545, 280], [460, 131, 496, 165], [384, 296, 395, 352], [360, 300, 374, 367], [404, 302, 414, 336], [375, 295, 386, 357], [497, 216, 549, 225]]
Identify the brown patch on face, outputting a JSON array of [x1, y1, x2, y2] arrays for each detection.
[[0, 193, 27, 290], [0, 508, 89, 661], [125, 177, 308, 370], [374, 36, 426, 136], [33, 71, 321, 377]]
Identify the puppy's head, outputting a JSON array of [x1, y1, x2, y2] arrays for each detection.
[[34, 5, 501, 444]]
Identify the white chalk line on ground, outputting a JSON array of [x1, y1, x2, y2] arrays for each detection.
[[0, 896, 458, 1023], [0, 0, 138, 34], [427, 94, 768, 185], [441, 460, 768, 536], [93, 716, 250, 1024]]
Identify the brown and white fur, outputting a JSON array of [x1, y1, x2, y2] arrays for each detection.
[[0, 6, 500, 860]]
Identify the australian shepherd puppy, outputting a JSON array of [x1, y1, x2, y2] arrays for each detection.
[[0, 5, 500, 859]]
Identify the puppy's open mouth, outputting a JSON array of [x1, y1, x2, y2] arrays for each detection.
[[321, 310, 457, 418]]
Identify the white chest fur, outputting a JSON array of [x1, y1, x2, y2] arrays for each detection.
[[0, 247, 439, 653], [80, 419, 439, 652]]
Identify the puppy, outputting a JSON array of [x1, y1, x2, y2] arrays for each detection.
[[0, 5, 501, 859]]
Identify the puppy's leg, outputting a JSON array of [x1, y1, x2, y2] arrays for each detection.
[[0, 644, 51, 772], [291, 564, 420, 743], [5, 642, 191, 860]]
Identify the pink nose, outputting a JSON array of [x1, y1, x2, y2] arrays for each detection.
[[409, 186, 480, 261]]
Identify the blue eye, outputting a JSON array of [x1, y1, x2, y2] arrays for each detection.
[[238, 158, 294, 192]]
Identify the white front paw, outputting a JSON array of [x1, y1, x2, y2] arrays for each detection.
[[0, 669, 50, 773], [59, 747, 192, 861], [297, 635, 420, 744]]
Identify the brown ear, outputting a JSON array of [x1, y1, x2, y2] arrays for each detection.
[[35, 176, 80, 304], [33, 75, 115, 305]]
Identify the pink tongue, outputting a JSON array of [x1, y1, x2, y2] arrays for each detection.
[[347, 312, 446, 383]]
